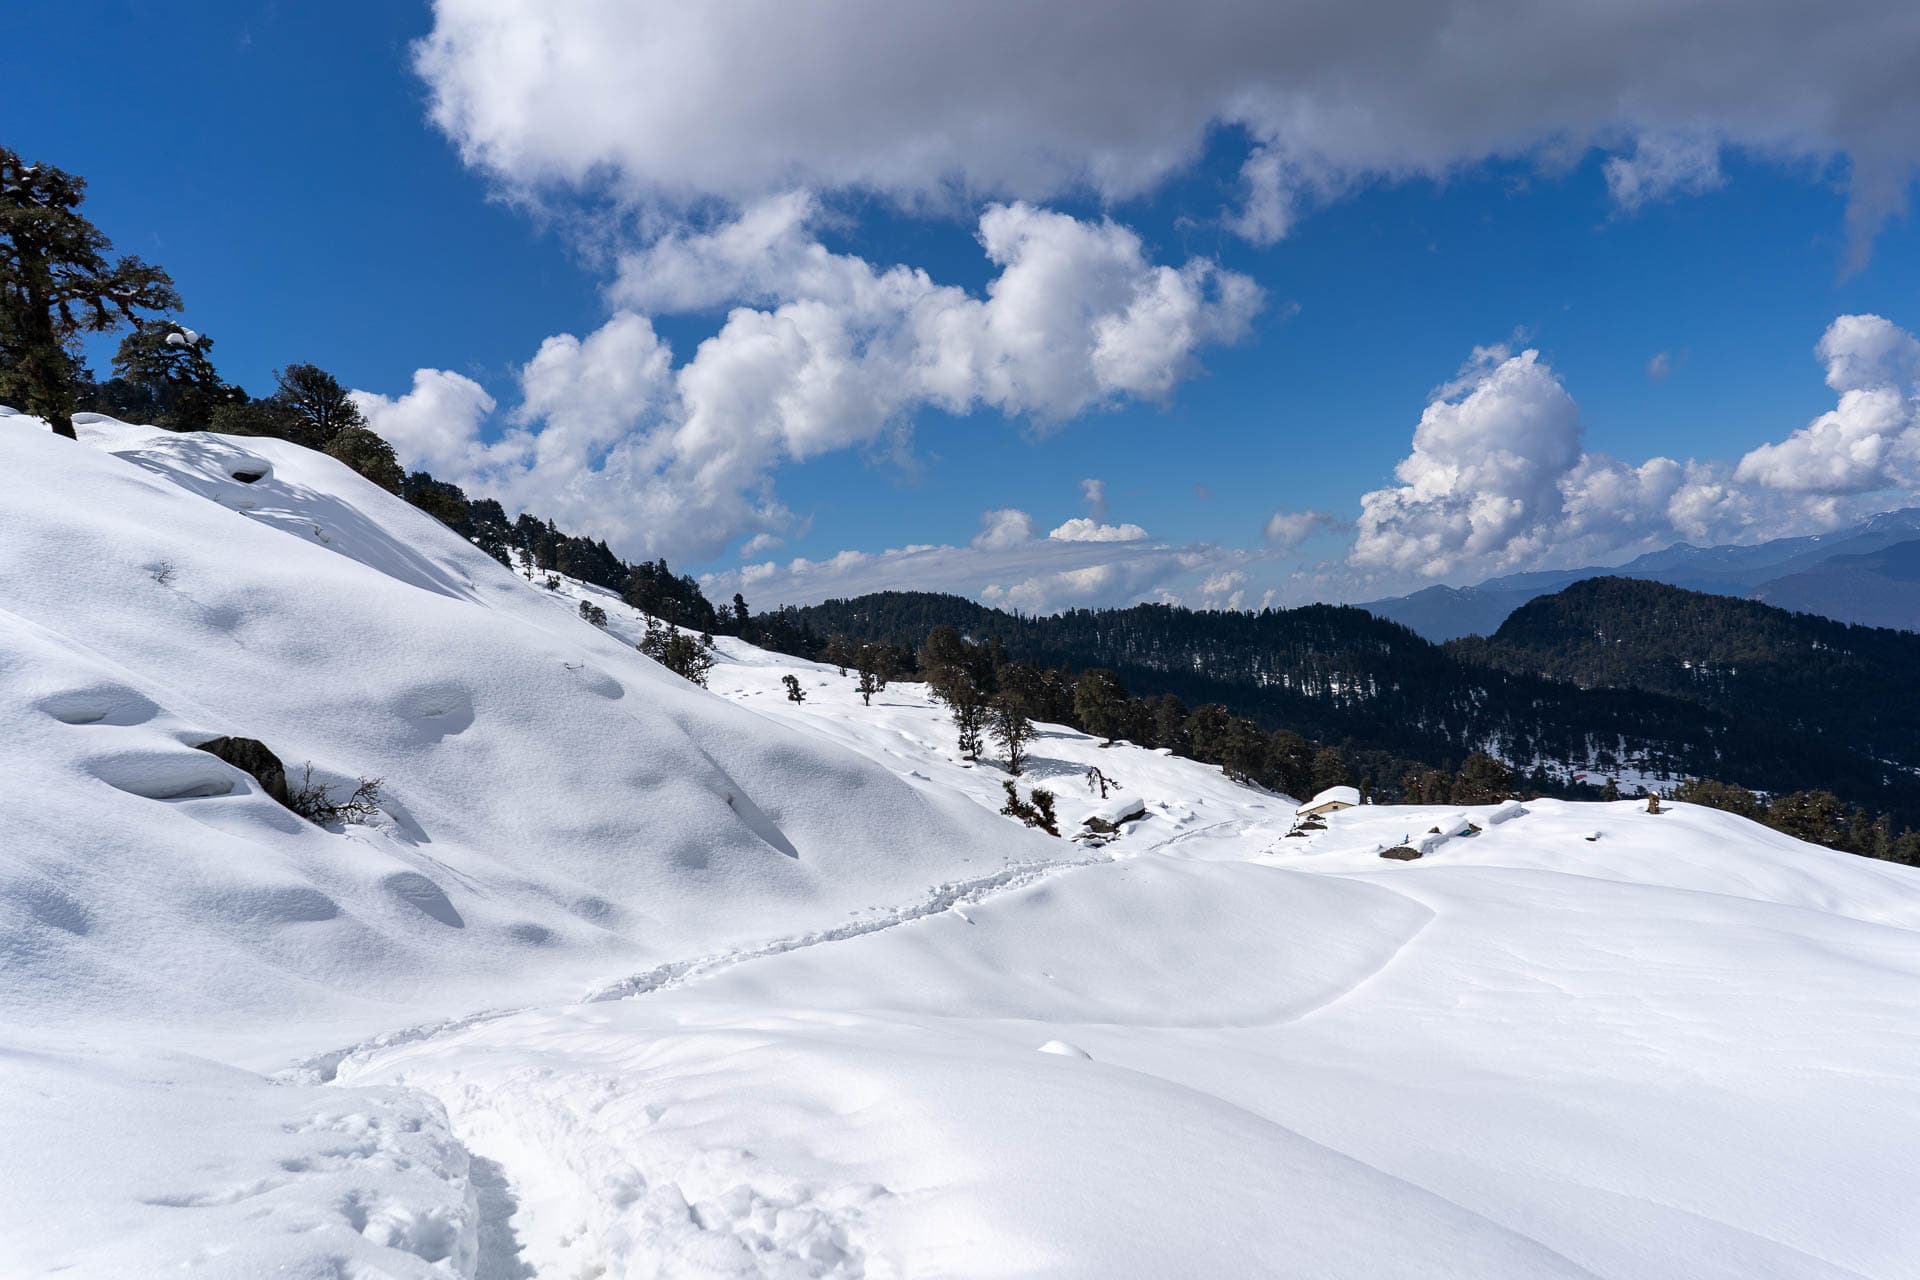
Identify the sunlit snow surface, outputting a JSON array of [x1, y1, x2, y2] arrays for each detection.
[[4, 412, 1920, 1277]]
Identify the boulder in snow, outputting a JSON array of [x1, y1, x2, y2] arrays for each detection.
[[191, 735, 291, 808]]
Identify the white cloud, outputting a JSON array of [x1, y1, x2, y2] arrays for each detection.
[[1736, 315, 1920, 495], [1352, 348, 1583, 576], [357, 203, 1257, 562], [1646, 351, 1672, 380], [973, 508, 1036, 550], [1049, 517, 1150, 543], [416, 1, 1920, 254], [1080, 477, 1107, 520], [349, 369, 495, 476], [703, 505, 1252, 614], [1603, 132, 1724, 211], [1263, 509, 1340, 551], [1348, 336, 1868, 584], [739, 532, 784, 557]]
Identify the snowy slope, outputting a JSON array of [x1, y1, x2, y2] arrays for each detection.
[[5, 411, 1920, 1278]]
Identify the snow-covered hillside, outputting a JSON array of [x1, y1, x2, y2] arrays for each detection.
[[5, 413, 1920, 1278]]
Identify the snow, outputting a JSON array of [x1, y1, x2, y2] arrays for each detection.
[[5, 412, 1920, 1277], [1298, 783, 1360, 814]]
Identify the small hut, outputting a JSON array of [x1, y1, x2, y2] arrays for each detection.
[[1295, 785, 1360, 821]]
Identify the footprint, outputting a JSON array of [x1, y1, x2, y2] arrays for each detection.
[[92, 750, 237, 800], [36, 685, 159, 727], [383, 871, 464, 928], [396, 684, 476, 742]]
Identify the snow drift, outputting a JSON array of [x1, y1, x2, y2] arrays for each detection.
[[5, 411, 1920, 1278]]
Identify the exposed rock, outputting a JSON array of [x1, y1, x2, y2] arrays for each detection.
[[1379, 845, 1422, 861], [192, 736, 291, 808]]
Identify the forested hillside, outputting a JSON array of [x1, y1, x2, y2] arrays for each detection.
[[779, 590, 1920, 825], [1450, 578, 1920, 773]]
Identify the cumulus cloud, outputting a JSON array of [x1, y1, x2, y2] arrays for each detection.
[[357, 204, 1257, 561], [1352, 347, 1584, 575], [1263, 509, 1340, 551], [1735, 314, 1920, 494], [416, 0, 1920, 254], [1048, 517, 1150, 543], [350, 369, 496, 476], [1348, 338, 1861, 583]]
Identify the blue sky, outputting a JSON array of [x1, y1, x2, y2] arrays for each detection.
[[15, 2, 1920, 611]]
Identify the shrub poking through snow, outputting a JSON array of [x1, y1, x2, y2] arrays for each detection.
[[783, 674, 806, 704], [1000, 781, 1060, 836], [287, 764, 382, 825], [578, 600, 608, 627], [638, 614, 715, 687]]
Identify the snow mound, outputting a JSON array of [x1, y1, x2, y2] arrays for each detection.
[[0, 416, 1052, 1057]]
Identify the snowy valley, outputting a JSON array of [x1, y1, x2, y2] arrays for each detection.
[[5, 414, 1920, 1278]]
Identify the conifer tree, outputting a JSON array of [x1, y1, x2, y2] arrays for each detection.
[[824, 634, 854, 676], [1451, 752, 1514, 804], [783, 673, 806, 704], [732, 593, 750, 630], [106, 324, 237, 430], [1, 147, 180, 438], [991, 693, 1032, 775], [324, 425, 404, 494], [272, 362, 366, 450], [1309, 745, 1352, 793], [1073, 669, 1128, 745]]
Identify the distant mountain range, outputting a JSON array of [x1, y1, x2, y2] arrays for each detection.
[[784, 583, 1920, 826], [1360, 508, 1920, 640]]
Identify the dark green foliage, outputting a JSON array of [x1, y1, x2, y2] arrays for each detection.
[[622, 557, 721, 631], [780, 588, 1920, 828], [1073, 669, 1128, 744], [324, 425, 404, 494], [403, 471, 473, 530], [638, 614, 714, 687], [96, 325, 240, 430], [271, 362, 365, 449], [732, 593, 750, 629], [579, 599, 608, 627], [1672, 777, 1763, 820], [854, 642, 887, 707], [782, 673, 806, 704], [1000, 781, 1060, 836], [824, 634, 854, 676], [207, 397, 301, 439], [1451, 752, 1514, 804], [1309, 745, 1352, 793], [990, 693, 1032, 775], [0, 146, 180, 438]]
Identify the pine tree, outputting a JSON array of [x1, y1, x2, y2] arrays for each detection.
[[1451, 752, 1513, 804], [1310, 745, 1352, 793], [1, 146, 180, 438], [272, 363, 366, 450], [1073, 669, 1127, 745], [324, 426, 404, 494], [783, 673, 806, 704], [732, 593, 750, 630], [638, 614, 715, 687], [105, 324, 237, 430], [824, 634, 854, 676], [991, 693, 1032, 775]]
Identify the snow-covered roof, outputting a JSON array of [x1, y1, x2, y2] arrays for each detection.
[[1297, 785, 1361, 815]]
